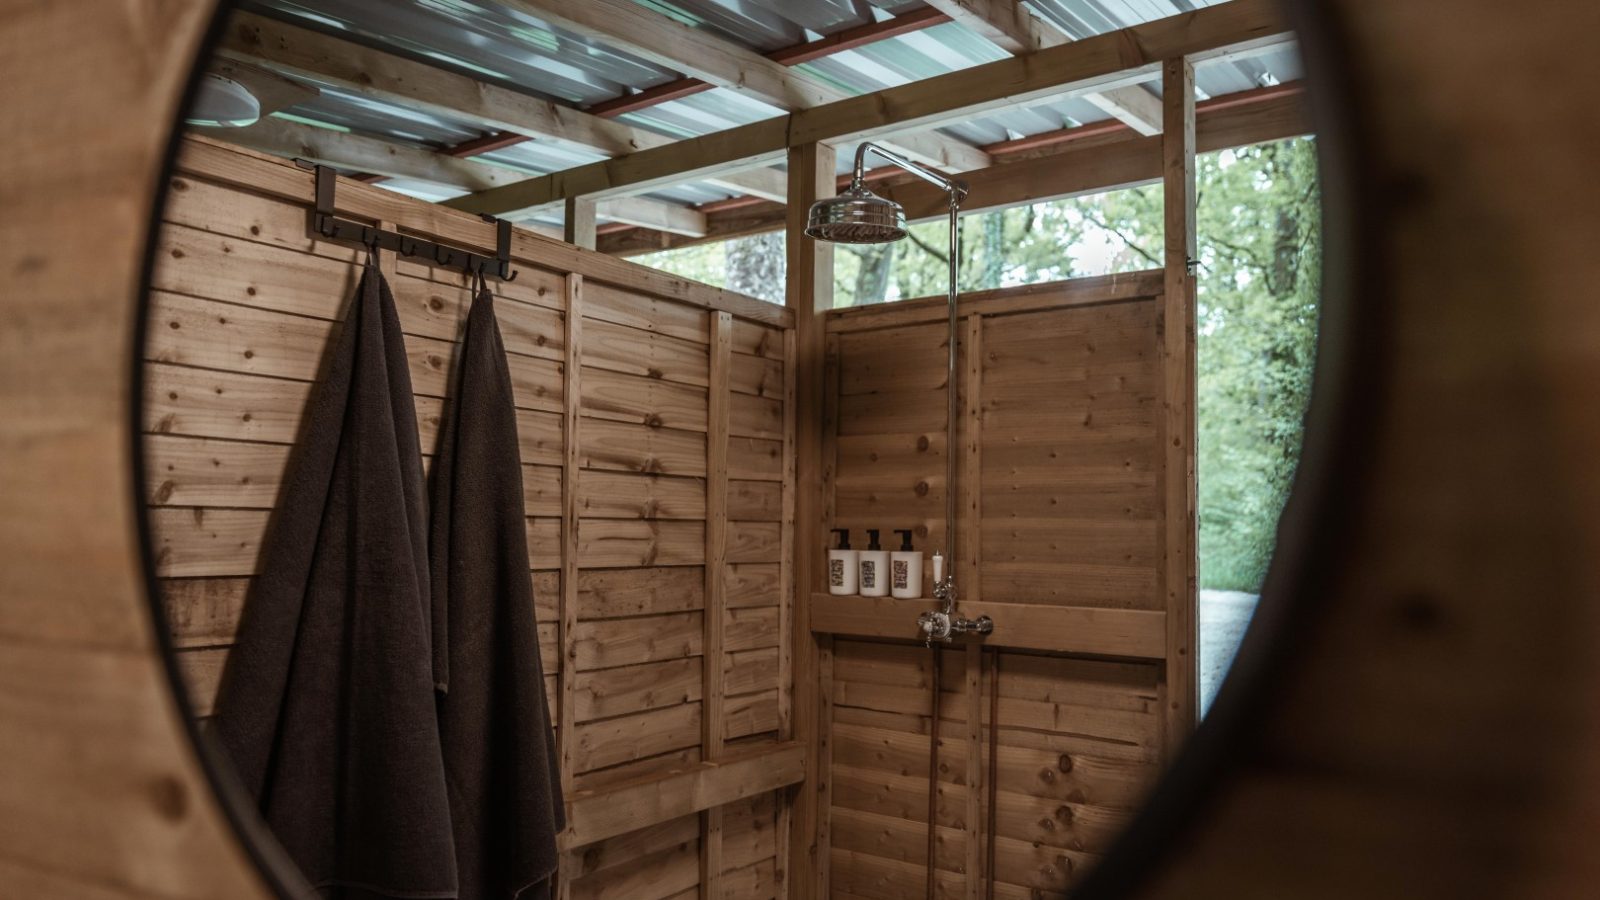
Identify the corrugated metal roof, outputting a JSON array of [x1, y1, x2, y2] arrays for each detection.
[[234, 0, 1300, 227]]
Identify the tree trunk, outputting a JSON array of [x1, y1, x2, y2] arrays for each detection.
[[981, 211, 1003, 289], [848, 244, 893, 307], [725, 232, 786, 303]]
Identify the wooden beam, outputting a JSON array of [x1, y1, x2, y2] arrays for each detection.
[[447, 0, 1290, 215], [174, 135, 792, 328], [496, 0, 988, 172], [786, 141, 835, 900], [809, 593, 1167, 659], [924, 0, 1042, 53], [1158, 57, 1199, 758], [595, 196, 707, 238], [825, 270, 1166, 332], [563, 197, 596, 249], [198, 118, 530, 192], [582, 7, 953, 118], [963, 642, 984, 900], [561, 742, 805, 848], [1081, 87, 1165, 137], [924, 0, 1163, 135], [217, 10, 785, 202], [769, 7, 952, 66], [598, 83, 1309, 255], [701, 311, 731, 900], [199, 120, 704, 241], [555, 274, 583, 900]]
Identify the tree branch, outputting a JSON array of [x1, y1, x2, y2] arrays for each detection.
[[1078, 208, 1160, 268], [903, 229, 949, 264]]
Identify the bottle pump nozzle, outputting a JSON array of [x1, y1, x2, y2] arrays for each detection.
[[831, 528, 851, 550], [865, 529, 881, 551], [894, 529, 914, 551]]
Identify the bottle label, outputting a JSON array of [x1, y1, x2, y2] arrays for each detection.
[[829, 558, 844, 586], [861, 560, 876, 588], [892, 559, 909, 589]]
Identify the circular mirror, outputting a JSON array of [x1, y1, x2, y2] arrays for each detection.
[[135, 2, 1332, 898]]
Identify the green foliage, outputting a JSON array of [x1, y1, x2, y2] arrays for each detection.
[[640, 137, 1321, 591], [1187, 140, 1321, 590], [635, 239, 729, 290]]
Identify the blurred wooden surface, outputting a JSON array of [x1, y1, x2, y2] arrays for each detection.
[[0, 1, 283, 897]]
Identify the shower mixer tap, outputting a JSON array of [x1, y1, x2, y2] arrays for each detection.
[[917, 608, 994, 645], [920, 576, 991, 644]]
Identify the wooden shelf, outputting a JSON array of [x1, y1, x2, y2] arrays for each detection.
[[809, 593, 1166, 659]]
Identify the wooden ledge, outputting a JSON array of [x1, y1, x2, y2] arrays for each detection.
[[823, 269, 1164, 333], [561, 740, 805, 848], [809, 593, 1166, 659]]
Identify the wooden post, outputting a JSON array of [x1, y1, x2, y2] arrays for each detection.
[[702, 311, 732, 900], [1159, 56, 1199, 758], [556, 273, 584, 900], [775, 324, 798, 900], [961, 314, 984, 604], [786, 140, 835, 900], [564, 196, 597, 249], [963, 643, 983, 898], [961, 313, 985, 899]]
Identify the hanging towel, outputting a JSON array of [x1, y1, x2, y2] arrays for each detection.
[[430, 278, 565, 900], [213, 257, 459, 899]]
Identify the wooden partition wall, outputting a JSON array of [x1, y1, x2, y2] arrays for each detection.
[[810, 272, 1181, 897], [141, 136, 800, 900]]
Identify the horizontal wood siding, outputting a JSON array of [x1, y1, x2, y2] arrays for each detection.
[[828, 640, 1159, 897], [146, 139, 796, 899], [819, 274, 1169, 894]]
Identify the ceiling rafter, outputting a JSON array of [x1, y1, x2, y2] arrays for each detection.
[[203, 118, 708, 238], [215, 11, 786, 202], [496, 0, 991, 172], [443, 0, 1292, 219], [205, 117, 531, 192], [596, 81, 1308, 255], [923, 0, 1163, 135], [582, 6, 953, 118], [422, 6, 953, 189]]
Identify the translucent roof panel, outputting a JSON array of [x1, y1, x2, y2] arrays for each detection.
[[233, 0, 1302, 209]]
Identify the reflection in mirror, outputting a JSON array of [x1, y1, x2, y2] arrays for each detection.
[[142, 1, 1313, 897]]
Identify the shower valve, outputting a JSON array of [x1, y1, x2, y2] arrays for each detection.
[[918, 610, 954, 643], [917, 610, 994, 645]]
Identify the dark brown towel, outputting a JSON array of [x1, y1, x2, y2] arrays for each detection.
[[213, 259, 459, 899], [430, 282, 565, 900]]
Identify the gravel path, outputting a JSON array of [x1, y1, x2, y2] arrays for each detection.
[[1200, 590, 1259, 717]]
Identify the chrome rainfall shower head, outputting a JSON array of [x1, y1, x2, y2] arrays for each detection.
[[805, 183, 907, 244]]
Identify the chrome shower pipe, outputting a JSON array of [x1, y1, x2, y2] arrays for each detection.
[[926, 189, 990, 642], [937, 189, 962, 616], [850, 142, 968, 619], [848, 141, 969, 199]]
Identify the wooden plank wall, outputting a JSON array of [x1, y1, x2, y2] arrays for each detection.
[[143, 138, 794, 900], [817, 272, 1173, 896]]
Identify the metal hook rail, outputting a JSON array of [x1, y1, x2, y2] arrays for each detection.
[[295, 160, 518, 282]]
